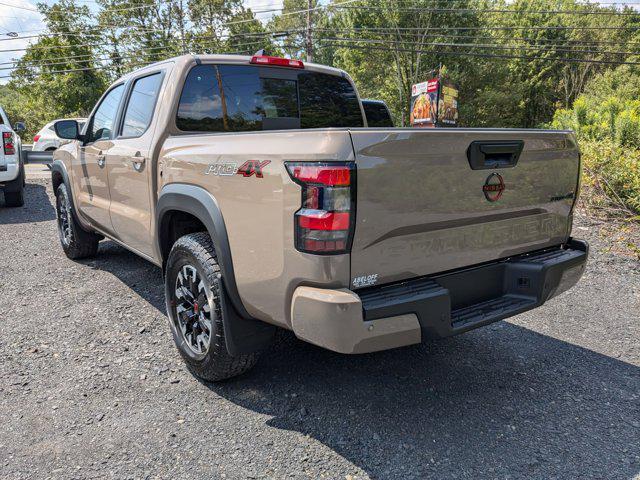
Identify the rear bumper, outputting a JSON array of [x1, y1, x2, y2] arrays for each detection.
[[0, 163, 20, 184], [290, 239, 588, 354]]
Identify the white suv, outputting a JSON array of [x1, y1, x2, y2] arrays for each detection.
[[0, 105, 25, 207], [32, 118, 86, 152]]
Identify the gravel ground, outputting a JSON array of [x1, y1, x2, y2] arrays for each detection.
[[1, 179, 638, 480]]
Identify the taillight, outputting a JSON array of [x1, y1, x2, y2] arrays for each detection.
[[3, 132, 15, 155], [286, 162, 355, 254], [33, 135, 40, 143], [250, 55, 304, 69]]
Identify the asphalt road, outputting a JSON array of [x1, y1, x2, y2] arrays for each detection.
[[1, 179, 638, 480]]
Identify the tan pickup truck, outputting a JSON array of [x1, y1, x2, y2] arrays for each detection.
[[51, 54, 588, 381]]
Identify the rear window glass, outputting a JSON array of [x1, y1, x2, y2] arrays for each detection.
[[176, 64, 363, 132]]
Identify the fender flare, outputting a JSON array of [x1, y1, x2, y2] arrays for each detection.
[[156, 184, 275, 356], [50, 159, 69, 193], [50, 160, 81, 223]]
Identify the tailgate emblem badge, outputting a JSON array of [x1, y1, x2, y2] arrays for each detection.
[[483, 173, 505, 202]]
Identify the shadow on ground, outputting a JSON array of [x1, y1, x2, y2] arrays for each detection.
[[86, 240, 639, 479], [0, 183, 55, 224]]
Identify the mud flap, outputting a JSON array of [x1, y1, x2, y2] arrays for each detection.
[[219, 278, 276, 356]]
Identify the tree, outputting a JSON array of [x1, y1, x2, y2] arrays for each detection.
[[327, 0, 487, 126], [9, 0, 106, 137]]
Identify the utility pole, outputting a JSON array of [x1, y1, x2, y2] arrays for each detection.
[[178, 0, 186, 55], [306, 0, 313, 62]]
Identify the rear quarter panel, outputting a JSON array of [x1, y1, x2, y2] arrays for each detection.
[[159, 129, 354, 327]]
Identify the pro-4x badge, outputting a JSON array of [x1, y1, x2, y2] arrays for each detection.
[[237, 160, 271, 178], [204, 160, 271, 178]]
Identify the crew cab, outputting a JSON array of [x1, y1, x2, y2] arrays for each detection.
[[0, 105, 25, 207], [51, 54, 588, 381]]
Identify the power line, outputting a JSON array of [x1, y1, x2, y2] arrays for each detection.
[[312, 28, 640, 47], [318, 35, 640, 57], [317, 39, 640, 66], [333, 5, 640, 16]]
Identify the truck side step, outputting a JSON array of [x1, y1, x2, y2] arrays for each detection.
[[451, 295, 535, 330]]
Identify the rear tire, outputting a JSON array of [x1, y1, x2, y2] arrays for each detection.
[[165, 232, 258, 382], [55, 183, 100, 259], [4, 188, 24, 207], [4, 166, 25, 207]]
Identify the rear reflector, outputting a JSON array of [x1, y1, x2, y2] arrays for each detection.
[[286, 162, 356, 254], [250, 55, 304, 69], [2, 131, 15, 155]]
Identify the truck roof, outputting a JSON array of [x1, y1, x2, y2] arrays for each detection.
[[115, 54, 349, 85]]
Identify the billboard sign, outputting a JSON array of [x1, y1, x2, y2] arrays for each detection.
[[438, 82, 459, 126], [410, 77, 459, 127], [410, 79, 439, 126]]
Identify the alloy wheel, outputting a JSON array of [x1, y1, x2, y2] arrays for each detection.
[[173, 264, 214, 357]]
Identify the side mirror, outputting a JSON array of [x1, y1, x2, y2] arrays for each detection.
[[14, 121, 25, 132], [54, 120, 81, 140]]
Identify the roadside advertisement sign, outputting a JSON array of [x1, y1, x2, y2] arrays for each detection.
[[438, 82, 459, 126], [410, 77, 459, 127], [410, 79, 439, 127]]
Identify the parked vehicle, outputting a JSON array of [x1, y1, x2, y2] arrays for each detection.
[[32, 118, 87, 152], [362, 99, 394, 127], [0, 105, 25, 207], [51, 54, 588, 381]]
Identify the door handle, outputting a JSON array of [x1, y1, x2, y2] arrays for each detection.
[[97, 155, 106, 168], [131, 151, 146, 172], [467, 141, 524, 170]]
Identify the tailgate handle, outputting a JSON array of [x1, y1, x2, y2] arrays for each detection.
[[467, 140, 524, 170]]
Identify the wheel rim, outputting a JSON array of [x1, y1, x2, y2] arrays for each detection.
[[173, 264, 213, 357], [57, 191, 72, 246]]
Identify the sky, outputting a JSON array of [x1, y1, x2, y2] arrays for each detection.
[[0, 0, 636, 84]]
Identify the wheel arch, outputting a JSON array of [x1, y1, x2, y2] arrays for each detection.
[[156, 183, 249, 319], [51, 159, 67, 194], [157, 184, 276, 356]]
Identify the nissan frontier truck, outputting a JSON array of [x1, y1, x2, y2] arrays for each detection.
[[51, 54, 588, 380]]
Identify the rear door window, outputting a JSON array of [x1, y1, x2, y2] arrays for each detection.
[[121, 73, 162, 138], [176, 64, 363, 132]]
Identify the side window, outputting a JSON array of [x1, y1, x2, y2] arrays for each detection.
[[176, 65, 225, 132], [86, 84, 124, 143], [121, 73, 162, 138]]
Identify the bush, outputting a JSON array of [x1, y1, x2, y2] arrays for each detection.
[[579, 140, 640, 216], [550, 66, 640, 217]]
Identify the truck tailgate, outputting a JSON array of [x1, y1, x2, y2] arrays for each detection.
[[349, 129, 580, 288]]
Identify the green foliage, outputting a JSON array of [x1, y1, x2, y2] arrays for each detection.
[[0, 85, 26, 126], [551, 66, 640, 215], [8, 0, 107, 138], [579, 140, 640, 215]]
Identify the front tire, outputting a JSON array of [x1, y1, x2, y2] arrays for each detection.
[[165, 232, 258, 382], [55, 183, 100, 259]]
